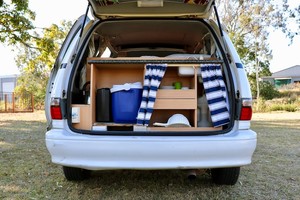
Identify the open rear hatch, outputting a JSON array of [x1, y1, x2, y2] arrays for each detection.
[[88, 0, 215, 19], [69, 0, 234, 135]]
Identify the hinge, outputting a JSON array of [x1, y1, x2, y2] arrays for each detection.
[[235, 90, 241, 120], [226, 53, 232, 63], [60, 98, 67, 119], [62, 90, 66, 98], [71, 53, 76, 63]]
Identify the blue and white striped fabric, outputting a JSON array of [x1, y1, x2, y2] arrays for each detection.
[[137, 64, 167, 126], [200, 64, 230, 127]]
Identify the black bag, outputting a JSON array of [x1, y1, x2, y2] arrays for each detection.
[[72, 81, 90, 104]]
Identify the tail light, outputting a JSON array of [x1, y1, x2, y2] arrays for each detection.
[[50, 98, 62, 120], [240, 99, 252, 120]]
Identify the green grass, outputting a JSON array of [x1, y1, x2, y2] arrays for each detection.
[[0, 111, 300, 199]]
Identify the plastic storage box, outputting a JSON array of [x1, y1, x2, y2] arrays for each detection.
[[110, 82, 143, 124]]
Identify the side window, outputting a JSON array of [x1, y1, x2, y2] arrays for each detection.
[[61, 31, 81, 64], [100, 47, 111, 58]]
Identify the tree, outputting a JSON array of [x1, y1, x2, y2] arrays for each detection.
[[14, 21, 72, 108], [216, 0, 300, 98], [217, 0, 299, 71], [248, 61, 272, 98], [0, 0, 36, 46]]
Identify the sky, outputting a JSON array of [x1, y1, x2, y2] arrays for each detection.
[[0, 0, 299, 76]]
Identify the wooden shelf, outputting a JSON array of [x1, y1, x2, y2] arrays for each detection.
[[87, 57, 223, 65], [90, 124, 220, 132], [147, 127, 221, 132]]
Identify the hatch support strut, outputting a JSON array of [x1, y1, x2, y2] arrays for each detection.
[[71, 3, 91, 63], [212, 2, 232, 96], [212, 2, 231, 62], [213, 2, 223, 38], [79, 2, 91, 39]]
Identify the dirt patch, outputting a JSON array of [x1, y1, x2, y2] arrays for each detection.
[[0, 110, 46, 122]]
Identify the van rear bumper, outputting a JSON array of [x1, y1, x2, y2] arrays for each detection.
[[45, 129, 257, 170]]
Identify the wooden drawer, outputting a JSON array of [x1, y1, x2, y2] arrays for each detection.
[[154, 89, 197, 109], [156, 89, 196, 99], [154, 99, 196, 109]]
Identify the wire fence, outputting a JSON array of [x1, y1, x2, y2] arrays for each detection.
[[0, 92, 34, 113]]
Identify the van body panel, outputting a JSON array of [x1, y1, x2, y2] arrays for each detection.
[[46, 128, 256, 170], [45, 16, 88, 126]]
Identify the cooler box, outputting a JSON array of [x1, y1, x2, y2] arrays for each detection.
[[110, 82, 143, 124]]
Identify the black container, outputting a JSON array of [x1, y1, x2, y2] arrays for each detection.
[[96, 88, 111, 122]]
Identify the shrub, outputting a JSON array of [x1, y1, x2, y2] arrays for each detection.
[[253, 98, 267, 112], [278, 82, 300, 91], [259, 82, 280, 100], [253, 99, 299, 113], [268, 104, 297, 112]]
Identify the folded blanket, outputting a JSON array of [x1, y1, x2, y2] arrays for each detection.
[[200, 64, 230, 127], [137, 64, 167, 126]]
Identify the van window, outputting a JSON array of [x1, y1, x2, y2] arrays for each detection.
[[101, 47, 111, 58], [61, 31, 80, 64]]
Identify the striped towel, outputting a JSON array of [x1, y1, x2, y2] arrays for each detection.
[[137, 64, 167, 126], [200, 64, 230, 127]]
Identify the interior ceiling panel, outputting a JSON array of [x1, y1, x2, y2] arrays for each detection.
[[97, 20, 208, 47]]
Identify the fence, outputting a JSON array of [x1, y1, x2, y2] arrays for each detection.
[[0, 92, 34, 113]]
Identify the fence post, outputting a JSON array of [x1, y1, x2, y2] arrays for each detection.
[[4, 94, 7, 112], [31, 93, 34, 112], [12, 92, 15, 113]]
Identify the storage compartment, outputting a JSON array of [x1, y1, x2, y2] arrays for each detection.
[[149, 110, 194, 127], [89, 62, 145, 128], [160, 67, 195, 89]]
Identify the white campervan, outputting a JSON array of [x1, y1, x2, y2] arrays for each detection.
[[45, 0, 256, 185]]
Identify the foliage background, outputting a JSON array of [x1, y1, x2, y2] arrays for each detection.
[[1, 0, 300, 108], [14, 22, 72, 109]]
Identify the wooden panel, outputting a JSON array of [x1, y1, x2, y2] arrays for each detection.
[[154, 99, 197, 109], [156, 89, 196, 99], [91, 64, 97, 124], [86, 64, 91, 82], [72, 104, 92, 130]]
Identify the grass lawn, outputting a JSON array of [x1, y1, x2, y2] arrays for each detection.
[[0, 111, 299, 199]]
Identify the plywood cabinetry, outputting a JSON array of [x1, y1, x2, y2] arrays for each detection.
[[72, 58, 220, 131], [71, 104, 92, 130]]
